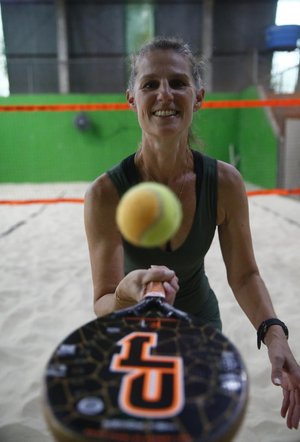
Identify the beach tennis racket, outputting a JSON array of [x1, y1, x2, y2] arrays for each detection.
[[43, 282, 248, 442]]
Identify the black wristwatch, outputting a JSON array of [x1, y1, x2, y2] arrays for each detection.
[[257, 318, 289, 349]]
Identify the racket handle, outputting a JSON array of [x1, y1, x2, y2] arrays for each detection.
[[145, 281, 165, 298]]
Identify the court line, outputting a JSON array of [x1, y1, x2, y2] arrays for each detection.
[[0, 204, 48, 238], [0, 198, 84, 205], [1, 190, 299, 237], [1, 188, 300, 205], [251, 200, 300, 229]]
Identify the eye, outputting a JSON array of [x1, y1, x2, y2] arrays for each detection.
[[169, 79, 186, 89], [142, 80, 159, 90]]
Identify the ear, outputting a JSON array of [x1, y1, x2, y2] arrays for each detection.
[[126, 89, 136, 111], [193, 88, 205, 112]]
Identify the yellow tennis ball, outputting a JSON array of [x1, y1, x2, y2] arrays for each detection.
[[116, 182, 182, 247]]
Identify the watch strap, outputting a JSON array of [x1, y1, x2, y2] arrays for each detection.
[[257, 318, 289, 349]]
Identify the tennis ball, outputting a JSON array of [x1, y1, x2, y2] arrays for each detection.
[[116, 182, 182, 247]]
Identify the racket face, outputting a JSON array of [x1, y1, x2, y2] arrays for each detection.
[[44, 299, 248, 442]]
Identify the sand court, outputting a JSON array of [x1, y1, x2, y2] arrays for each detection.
[[0, 183, 299, 442]]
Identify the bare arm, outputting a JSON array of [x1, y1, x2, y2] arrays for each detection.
[[217, 161, 277, 329], [84, 173, 125, 316], [217, 161, 300, 429], [84, 174, 179, 317]]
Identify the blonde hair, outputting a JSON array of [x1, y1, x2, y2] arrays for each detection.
[[128, 36, 204, 92]]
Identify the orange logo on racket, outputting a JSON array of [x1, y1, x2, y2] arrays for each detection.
[[110, 331, 184, 418]]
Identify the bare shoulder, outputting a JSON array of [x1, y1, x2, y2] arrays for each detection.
[[85, 173, 119, 206], [217, 161, 248, 225], [84, 173, 121, 238], [217, 160, 244, 188]]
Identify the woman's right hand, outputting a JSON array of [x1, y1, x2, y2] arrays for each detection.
[[114, 266, 179, 310]]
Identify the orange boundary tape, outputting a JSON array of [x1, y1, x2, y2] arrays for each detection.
[[0, 103, 129, 112], [0, 198, 84, 205], [0, 188, 299, 205], [0, 98, 300, 112], [204, 98, 300, 109], [247, 188, 300, 197]]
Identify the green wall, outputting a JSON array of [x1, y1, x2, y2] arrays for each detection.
[[194, 92, 239, 163], [0, 89, 278, 187], [0, 94, 139, 183], [238, 87, 278, 187]]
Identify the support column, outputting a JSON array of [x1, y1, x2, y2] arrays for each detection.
[[202, 0, 214, 92], [56, 0, 69, 93], [295, 50, 300, 92]]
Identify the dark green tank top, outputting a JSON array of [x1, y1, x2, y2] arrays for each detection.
[[107, 150, 221, 330]]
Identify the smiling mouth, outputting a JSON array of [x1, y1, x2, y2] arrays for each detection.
[[153, 110, 179, 117]]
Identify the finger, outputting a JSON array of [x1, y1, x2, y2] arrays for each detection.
[[270, 356, 285, 387], [271, 367, 283, 387], [148, 265, 175, 280], [287, 389, 300, 430], [169, 273, 179, 290], [281, 387, 290, 419], [162, 281, 177, 305], [291, 389, 300, 429], [286, 389, 295, 429]]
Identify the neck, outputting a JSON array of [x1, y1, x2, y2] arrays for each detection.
[[141, 131, 188, 154], [136, 136, 191, 184], [135, 144, 193, 200]]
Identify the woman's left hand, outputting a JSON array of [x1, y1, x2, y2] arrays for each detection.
[[280, 371, 300, 430], [267, 337, 300, 429]]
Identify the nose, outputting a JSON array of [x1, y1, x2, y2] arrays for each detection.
[[157, 80, 173, 101]]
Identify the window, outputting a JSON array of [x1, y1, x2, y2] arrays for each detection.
[[126, 4, 154, 54]]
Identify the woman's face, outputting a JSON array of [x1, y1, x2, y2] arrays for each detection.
[[127, 50, 203, 142]]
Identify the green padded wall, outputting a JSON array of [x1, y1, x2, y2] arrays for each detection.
[[0, 89, 277, 187]]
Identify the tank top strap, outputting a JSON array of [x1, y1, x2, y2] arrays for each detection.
[[191, 149, 203, 208], [107, 153, 139, 196], [201, 153, 218, 227]]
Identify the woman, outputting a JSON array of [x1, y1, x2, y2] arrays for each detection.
[[84, 37, 300, 429]]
